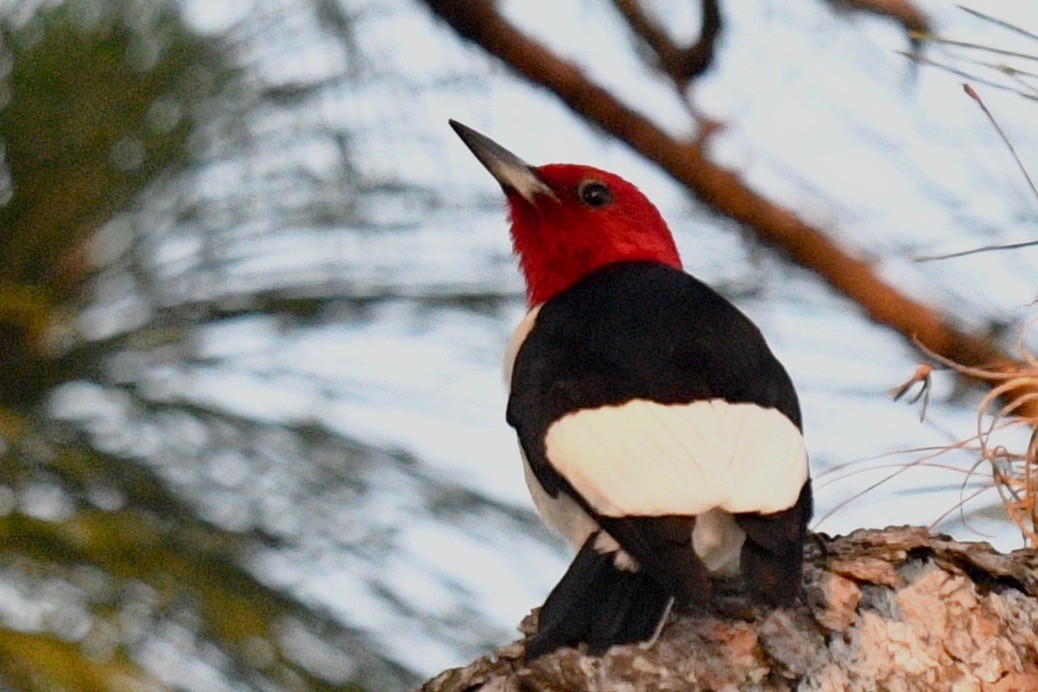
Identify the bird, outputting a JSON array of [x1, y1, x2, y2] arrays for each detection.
[[449, 119, 812, 660]]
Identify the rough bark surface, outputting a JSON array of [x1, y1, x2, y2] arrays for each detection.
[[423, 527, 1038, 691]]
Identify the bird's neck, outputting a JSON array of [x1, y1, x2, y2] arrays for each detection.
[[519, 250, 682, 306]]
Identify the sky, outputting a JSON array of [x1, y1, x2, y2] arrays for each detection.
[[59, 0, 1038, 679]]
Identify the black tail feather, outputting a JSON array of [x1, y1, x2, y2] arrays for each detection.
[[586, 572, 671, 655], [527, 537, 611, 657], [596, 514, 709, 605], [735, 480, 813, 606], [526, 533, 673, 660]]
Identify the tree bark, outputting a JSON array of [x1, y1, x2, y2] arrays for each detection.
[[423, 527, 1038, 690], [823, 0, 930, 35], [422, 0, 1038, 418]]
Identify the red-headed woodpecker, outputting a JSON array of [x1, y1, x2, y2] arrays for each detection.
[[450, 120, 812, 659]]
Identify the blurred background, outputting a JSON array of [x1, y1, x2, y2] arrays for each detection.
[[1, 0, 1037, 688]]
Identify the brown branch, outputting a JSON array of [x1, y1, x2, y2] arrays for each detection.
[[824, 0, 930, 35], [610, 0, 721, 85], [424, 0, 1038, 418]]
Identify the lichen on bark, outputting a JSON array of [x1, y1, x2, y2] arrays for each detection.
[[423, 527, 1038, 691]]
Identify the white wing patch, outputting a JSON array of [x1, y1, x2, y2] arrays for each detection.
[[544, 399, 807, 518]]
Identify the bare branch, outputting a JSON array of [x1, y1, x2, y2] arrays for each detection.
[[958, 5, 1038, 42], [915, 239, 1038, 262], [910, 34, 1038, 63], [915, 85, 1038, 263], [424, 527, 1038, 689], [897, 50, 1038, 101], [423, 0, 1038, 417], [963, 83, 1038, 205], [610, 0, 721, 85], [827, 0, 930, 35], [891, 363, 935, 421]]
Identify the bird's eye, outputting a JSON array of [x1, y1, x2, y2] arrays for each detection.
[[577, 180, 612, 208]]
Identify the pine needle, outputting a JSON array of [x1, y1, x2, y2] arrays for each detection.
[[963, 83, 1038, 205], [958, 6, 1038, 42], [914, 84, 1038, 263]]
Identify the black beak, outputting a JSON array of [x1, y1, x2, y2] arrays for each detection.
[[449, 120, 557, 203]]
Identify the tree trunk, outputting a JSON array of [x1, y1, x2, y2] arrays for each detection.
[[423, 527, 1038, 690]]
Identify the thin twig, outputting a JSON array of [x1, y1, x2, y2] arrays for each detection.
[[610, 0, 722, 86], [915, 239, 1038, 262], [891, 363, 934, 421], [980, 60, 1038, 88], [958, 5, 1038, 42], [925, 471, 993, 535], [817, 441, 984, 478], [896, 50, 1038, 101], [963, 83, 1038, 204], [425, 0, 1038, 419], [910, 34, 1038, 62], [913, 86, 1038, 263], [814, 432, 987, 525]]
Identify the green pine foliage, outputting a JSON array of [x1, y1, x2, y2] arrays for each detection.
[[0, 2, 403, 687]]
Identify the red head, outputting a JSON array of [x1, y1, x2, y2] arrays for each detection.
[[450, 121, 681, 306]]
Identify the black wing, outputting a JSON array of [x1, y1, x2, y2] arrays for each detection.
[[507, 261, 809, 603], [507, 260, 801, 496]]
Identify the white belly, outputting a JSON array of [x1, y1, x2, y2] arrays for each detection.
[[521, 451, 637, 571], [522, 450, 745, 575]]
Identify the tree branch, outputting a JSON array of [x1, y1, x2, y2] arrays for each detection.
[[824, 0, 930, 35], [423, 0, 1038, 417], [423, 527, 1038, 689], [610, 0, 722, 85]]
